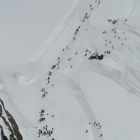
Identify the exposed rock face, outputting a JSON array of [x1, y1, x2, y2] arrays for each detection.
[[0, 99, 23, 140], [0, 125, 8, 140]]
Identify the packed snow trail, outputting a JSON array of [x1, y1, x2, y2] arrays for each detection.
[[30, 0, 103, 64], [34, 0, 105, 139]]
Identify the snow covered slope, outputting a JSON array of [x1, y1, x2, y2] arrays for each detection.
[[0, 0, 140, 139]]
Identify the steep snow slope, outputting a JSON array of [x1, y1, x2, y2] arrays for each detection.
[[0, 0, 140, 140]]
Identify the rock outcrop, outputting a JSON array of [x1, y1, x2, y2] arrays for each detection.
[[0, 99, 23, 140]]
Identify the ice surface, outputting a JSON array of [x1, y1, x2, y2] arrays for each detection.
[[1, 0, 140, 139]]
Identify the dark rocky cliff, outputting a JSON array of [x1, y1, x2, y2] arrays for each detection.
[[0, 99, 23, 140]]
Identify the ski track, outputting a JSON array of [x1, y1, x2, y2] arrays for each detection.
[[35, 0, 105, 139], [64, 77, 104, 140]]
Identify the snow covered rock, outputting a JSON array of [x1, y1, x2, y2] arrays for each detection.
[[0, 99, 22, 140]]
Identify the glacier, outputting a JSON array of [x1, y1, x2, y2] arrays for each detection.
[[0, 0, 140, 139]]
